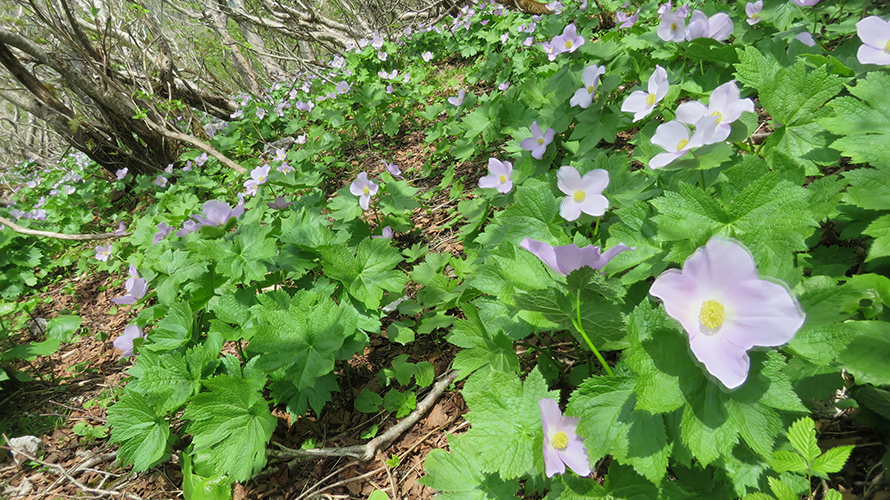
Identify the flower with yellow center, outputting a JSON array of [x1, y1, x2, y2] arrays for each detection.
[[478, 157, 514, 194], [621, 65, 670, 122], [540, 398, 590, 477], [675, 81, 754, 145], [650, 238, 806, 389], [349, 171, 379, 211], [556, 165, 610, 221], [570, 65, 606, 109]]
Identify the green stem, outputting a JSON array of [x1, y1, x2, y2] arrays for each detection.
[[696, 169, 707, 189], [572, 290, 614, 377]]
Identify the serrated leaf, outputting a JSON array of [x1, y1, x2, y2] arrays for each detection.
[[863, 214, 890, 262], [811, 445, 855, 477], [420, 434, 521, 499], [786, 417, 821, 462], [821, 72, 890, 168], [320, 238, 407, 309], [144, 301, 193, 352], [770, 449, 810, 474], [460, 367, 557, 479], [107, 392, 170, 471], [568, 375, 671, 484], [183, 375, 276, 481], [767, 476, 797, 500], [836, 321, 890, 386], [448, 304, 519, 377]]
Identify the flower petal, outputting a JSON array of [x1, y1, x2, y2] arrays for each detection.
[[558, 437, 592, 476], [721, 278, 805, 348], [856, 16, 890, 50], [620, 91, 650, 114], [675, 101, 709, 125], [651, 121, 690, 151], [650, 269, 704, 340], [579, 193, 609, 217], [521, 239, 563, 275], [857, 45, 890, 65], [557, 166, 583, 195], [580, 169, 609, 194], [560, 197, 583, 221], [688, 329, 751, 389]]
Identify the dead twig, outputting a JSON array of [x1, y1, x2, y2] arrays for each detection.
[[2, 437, 141, 500], [0, 216, 129, 241], [271, 369, 460, 463]]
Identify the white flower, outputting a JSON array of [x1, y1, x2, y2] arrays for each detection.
[[675, 81, 754, 144], [620, 65, 669, 122], [569, 65, 606, 109], [557, 166, 609, 221], [657, 12, 686, 42]]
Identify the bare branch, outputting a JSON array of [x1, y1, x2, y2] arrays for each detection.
[[270, 369, 460, 462], [0, 215, 129, 240]]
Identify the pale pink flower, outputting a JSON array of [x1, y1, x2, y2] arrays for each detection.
[[675, 81, 754, 144], [520, 238, 633, 275], [789, 0, 819, 6], [557, 166, 609, 221], [648, 117, 720, 169], [94, 244, 112, 262], [684, 10, 734, 42], [856, 16, 890, 65], [540, 399, 590, 477], [657, 12, 686, 42], [350, 172, 379, 211], [114, 324, 145, 358], [649, 238, 806, 389], [478, 158, 513, 193], [551, 23, 584, 55], [520, 122, 555, 160], [620, 65, 669, 122], [111, 265, 147, 305], [570, 65, 606, 109], [746, 1, 763, 25]]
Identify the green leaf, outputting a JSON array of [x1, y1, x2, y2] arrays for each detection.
[[183, 375, 276, 482], [130, 351, 202, 412], [153, 250, 208, 306], [144, 301, 193, 352], [420, 434, 520, 499], [182, 450, 233, 500], [460, 367, 558, 479], [320, 238, 407, 309], [107, 392, 170, 471], [514, 286, 627, 351], [811, 445, 855, 477], [767, 476, 798, 500], [190, 224, 275, 283], [448, 304, 519, 377], [836, 321, 890, 385], [249, 291, 357, 391], [356, 389, 384, 413], [863, 214, 890, 262], [756, 61, 845, 174], [821, 72, 890, 169], [568, 375, 671, 484], [786, 417, 821, 463], [45, 315, 81, 342], [770, 450, 810, 474]]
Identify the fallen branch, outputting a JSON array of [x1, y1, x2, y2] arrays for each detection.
[[0, 216, 130, 241], [2, 437, 143, 500], [143, 118, 246, 174], [270, 369, 461, 462]]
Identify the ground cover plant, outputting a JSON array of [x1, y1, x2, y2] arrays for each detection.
[[2, 0, 890, 498]]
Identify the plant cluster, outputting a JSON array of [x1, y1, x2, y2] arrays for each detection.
[[2, 0, 890, 498]]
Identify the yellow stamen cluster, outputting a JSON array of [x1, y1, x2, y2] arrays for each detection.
[[552, 431, 569, 450], [565, 41, 573, 49], [362, 187, 370, 194], [587, 85, 596, 94], [711, 110, 723, 124], [676, 139, 690, 151], [537, 137, 545, 145], [573, 191, 586, 202], [499, 174, 507, 183], [646, 93, 657, 106], [700, 299, 726, 329]]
